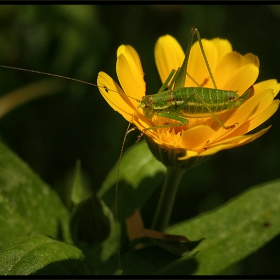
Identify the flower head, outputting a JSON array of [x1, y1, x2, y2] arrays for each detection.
[[97, 33, 280, 164]]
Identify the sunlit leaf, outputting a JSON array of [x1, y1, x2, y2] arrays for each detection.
[[167, 179, 280, 274], [0, 235, 83, 275], [0, 141, 71, 245]]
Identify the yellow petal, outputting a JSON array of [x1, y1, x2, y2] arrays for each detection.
[[231, 88, 274, 125], [242, 88, 274, 119], [212, 88, 275, 141], [97, 71, 135, 122], [223, 64, 259, 94], [230, 126, 271, 146], [244, 53, 260, 68], [211, 134, 248, 146], [181, 125, 215, 150], [117, 45, 144, 80], [240, 100, 279, 133], [254, 79, 280, 97], [154, 35, 185, 84], [214, 52, 250, 89], [200, 142, 238, 156], [211, 38, 232, 61], [116, 45, 146, 103], [200, 126, 270, 156], [216, 99, 278, 144]]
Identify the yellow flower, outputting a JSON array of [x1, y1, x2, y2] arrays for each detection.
[[97, 34, 280, 161]]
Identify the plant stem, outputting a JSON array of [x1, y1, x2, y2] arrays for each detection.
[[151, 166, 186, 232]]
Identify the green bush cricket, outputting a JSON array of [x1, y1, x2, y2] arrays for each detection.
[[132, 27, 253, 139]]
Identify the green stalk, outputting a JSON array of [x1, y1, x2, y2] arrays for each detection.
[[151, 166, 186, 232]]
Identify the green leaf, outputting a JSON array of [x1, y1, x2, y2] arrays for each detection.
[[0, 235, 83, 275], [98, 140, 166, 219], [70, 193, 111, 247], [167, 179, 280, 275], [0, 140, 71, 245]]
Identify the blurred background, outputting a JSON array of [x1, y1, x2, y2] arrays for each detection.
[[0, 5, 279, 274]]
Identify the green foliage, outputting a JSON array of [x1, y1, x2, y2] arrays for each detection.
[[0, 235, 83, 275], [1, 125, 280, 275]]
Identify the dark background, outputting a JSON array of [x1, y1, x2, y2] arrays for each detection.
[[0, 5, 279, 274]]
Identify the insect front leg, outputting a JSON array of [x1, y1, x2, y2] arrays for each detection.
[[157, 69, 176, 93], [136, 113, 188, 142]]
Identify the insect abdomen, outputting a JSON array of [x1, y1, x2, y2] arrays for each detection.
[[172, 87, 239, 117]]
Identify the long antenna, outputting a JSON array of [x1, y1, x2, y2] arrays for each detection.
[[0, 65, 101, 86], [0, 65, 143, 103], [114, 102, 143, 273]]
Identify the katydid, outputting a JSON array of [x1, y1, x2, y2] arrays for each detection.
[[133, 27, 253, 138]]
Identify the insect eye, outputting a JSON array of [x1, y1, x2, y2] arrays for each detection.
[[145, 104, 149, 108]]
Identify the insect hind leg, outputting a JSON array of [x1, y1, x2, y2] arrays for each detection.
[[193, 93, 238, 130]]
